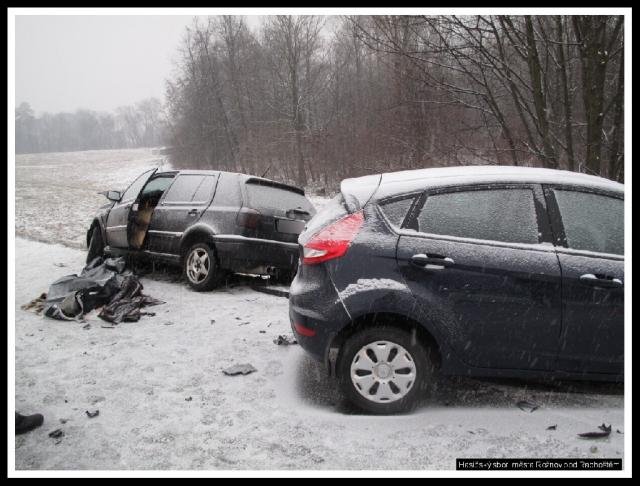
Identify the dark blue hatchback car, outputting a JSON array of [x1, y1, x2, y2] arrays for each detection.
[[289, 166, 624, 414]]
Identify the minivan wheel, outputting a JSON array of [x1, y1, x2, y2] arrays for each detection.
[[86, 226, 104, 264], [183, 243, 222, 291], [337, 327, 434, 414]]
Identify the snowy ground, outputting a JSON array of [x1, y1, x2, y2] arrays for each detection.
[[13, 149, 624, 470]]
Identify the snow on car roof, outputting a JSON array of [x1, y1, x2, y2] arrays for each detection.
[[366, 165, 623, 199]]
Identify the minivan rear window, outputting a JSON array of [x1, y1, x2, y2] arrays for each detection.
[[417, 188, 539, 244], [245, 183, 314, 214]]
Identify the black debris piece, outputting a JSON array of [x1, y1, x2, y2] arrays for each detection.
[[273, 335, 298, 346], [598, 423, 612, 433], [185, 396, 193, 402], [48, 429, 64, 439], [578, 423, 611, 439], [41, 257, 163, 323], [617, 429, 623, 434], [516, 400, 540, 413], [85, 410, 99, 418], [547, 424, 557, 430], [82, 324, 91, 330], [250, 285, 290, 298], [223, 363, 257, 376]]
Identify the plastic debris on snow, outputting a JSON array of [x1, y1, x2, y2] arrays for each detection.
[[273, 334, 298, 346], [222, 363, 257, 376], [33, 256, 164, 323], [85, 410, 100, 418], [578, 423, 612, 439], [516, 400, 540, 413]]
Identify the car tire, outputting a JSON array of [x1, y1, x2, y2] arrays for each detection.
[[183, 242, 223, 292], [86, 226, 104, 264], [336, 326, 434, 414]]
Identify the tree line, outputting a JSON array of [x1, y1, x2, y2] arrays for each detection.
[[165, 15, 624, 186], [15, 98, 167, 154]]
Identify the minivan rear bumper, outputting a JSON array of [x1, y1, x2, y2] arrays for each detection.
[[213, 235, 299, 274]]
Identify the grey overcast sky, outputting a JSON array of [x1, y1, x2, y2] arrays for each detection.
[[15, 15, 258, 115]]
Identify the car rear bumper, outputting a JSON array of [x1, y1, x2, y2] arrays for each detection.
[[288, 264, 351, 364], [213, 235, 299, 273]]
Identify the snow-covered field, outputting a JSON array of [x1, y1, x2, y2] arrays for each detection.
[[13, 149, 624, 470]]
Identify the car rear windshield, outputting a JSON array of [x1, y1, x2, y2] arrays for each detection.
[[303, 194, 348, 238], [245, 182, 314, 214]]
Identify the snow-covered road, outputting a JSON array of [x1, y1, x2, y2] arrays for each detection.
[[13, 148, 624, 470], [14, 238, 624, 470]]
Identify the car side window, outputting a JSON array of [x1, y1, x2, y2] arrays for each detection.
[[553, 189, 623, 255], [379, 196, 416, 228], [163, 175, 205, 203], [121, 170, 154, 203], [416, 188, 540, 244], [192, 175, 217, 204]]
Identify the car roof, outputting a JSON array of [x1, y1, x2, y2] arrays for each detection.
[[156, 169, 305, 194], [355, 165, 623, 202]]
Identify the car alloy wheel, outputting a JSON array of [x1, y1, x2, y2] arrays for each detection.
[[350, 340, 417, 403], [186, 247, 210, 284]]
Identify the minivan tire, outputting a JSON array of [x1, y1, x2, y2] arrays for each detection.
[[183, 242, 223, 291], [336, 326, 434, 414], [86, 226, 104, 264]]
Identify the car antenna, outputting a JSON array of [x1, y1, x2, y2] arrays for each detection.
[[261, 165, 272, 178]]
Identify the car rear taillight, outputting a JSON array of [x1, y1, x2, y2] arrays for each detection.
[[302, 210, 364, 265], [236, 207, 261, 229]]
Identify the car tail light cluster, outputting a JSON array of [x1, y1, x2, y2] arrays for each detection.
[[236, 207, 261, 229], [302, 210, 364, 265]]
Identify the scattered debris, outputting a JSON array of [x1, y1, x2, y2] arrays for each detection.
[[85, 410, 100, 418], [185, 396, 192, 402], [239, 321, 250, 326], [250, 285, 290, 298], [53, 262, 67, 267], [516, 400, 540, 413], [547, 424, 557, 430], [101, 325, 116, 329], [259, 330, 266, 334], [59, 418, 68, 424], [41, 257, 164, 323], [223, 363, 257, 376], [164, 321, 174, 326], [578, 423, 611, 439], [48, 429, 64, 439], [210, 319, 216, 325], [82, 323, 91, 330], [273, 334, 298, 346], [617, 429, 623, 434], [590, 446, 599, 453], [21, 292, 47, 314]]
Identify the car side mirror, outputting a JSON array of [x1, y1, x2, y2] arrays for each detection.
[[106, 190, 121, 202]]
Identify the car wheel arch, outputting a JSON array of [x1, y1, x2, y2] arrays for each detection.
[[180, 226, 218, 260], [330, 312, 443, 373]]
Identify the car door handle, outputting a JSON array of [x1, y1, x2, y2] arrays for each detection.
[[580, 273, 623, 287], [187, 209, 199, 216], [410, 253, 455, 269]]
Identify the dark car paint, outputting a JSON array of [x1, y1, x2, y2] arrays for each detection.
[[88, 169, 314, 275], [290, 173, 624, 382]]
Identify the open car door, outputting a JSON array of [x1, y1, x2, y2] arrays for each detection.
[[105, 168, 157, 249]]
